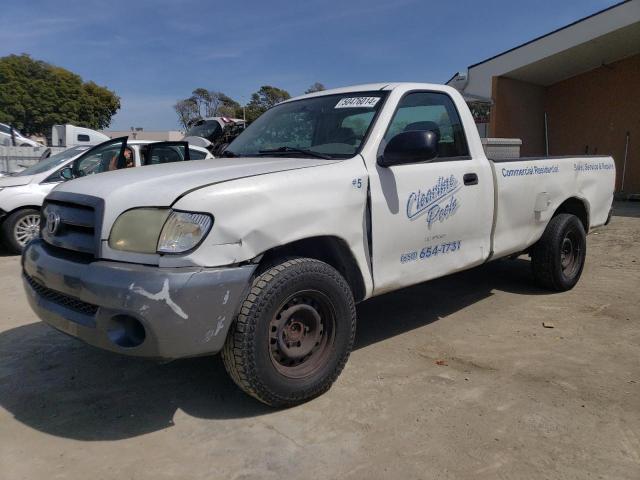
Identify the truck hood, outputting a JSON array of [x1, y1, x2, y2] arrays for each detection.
[[54, 156, 338, 214], [0, 175, 33, 187]]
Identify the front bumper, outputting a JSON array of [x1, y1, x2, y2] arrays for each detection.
[[22, 239, 256, 359]]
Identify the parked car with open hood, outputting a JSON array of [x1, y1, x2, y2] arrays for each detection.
[[183, 116, 245, 156]]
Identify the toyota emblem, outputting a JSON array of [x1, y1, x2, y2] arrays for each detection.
[[47, 211, 61, 235]]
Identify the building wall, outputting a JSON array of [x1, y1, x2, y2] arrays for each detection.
[[489, 77, 546, 156], [545, 53, 640, 192], [489, 54, 640, 192]]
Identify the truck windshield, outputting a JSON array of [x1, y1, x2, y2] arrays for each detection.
[[225, 92, 386, 159], [13, 146, 89, 176]]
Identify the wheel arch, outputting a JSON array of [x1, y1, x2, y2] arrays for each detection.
[[0, 205, 42, 225], [9, 205, 42, 214], [257, 236, 367, 302], [553, 197, 589, 233]]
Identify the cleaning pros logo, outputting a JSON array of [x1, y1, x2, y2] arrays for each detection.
[[406, 175, 461, 229]]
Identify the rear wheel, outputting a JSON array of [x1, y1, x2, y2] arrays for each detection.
[[531, 213, 586, 291], [1, 208, 40, 254], [222, 258, 356, 407]]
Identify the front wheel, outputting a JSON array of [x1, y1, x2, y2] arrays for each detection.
[[222, 258, 356, 407], [531, 213, 586, 291], [1, 208, 41, 254]]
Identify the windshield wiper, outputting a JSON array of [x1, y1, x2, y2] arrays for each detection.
[[220, 149, 238, 158], [258, 147, 332, 160]]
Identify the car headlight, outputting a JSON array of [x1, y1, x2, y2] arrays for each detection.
[[109, 208, 171, 253], [157, 211, 213, 253], [109, 208, 213, 254]]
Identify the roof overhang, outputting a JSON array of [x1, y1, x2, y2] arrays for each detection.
[[449, 1, 640, 98], [503, 20, 640, 86]]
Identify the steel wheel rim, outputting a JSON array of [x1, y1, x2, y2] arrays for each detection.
[[269, 289, 336, 379], [560, 230, 581, 277], [14, 214, 40, 247]]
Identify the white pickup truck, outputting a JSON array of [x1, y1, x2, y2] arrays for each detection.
[[22, 83, 615, 407]]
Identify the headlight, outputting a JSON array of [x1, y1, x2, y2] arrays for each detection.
[[109, 208, 171, 253], [157, 211, 213, 253], [109, 208, 213, 254]]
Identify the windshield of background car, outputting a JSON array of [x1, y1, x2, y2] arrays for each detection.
[[225, 92, 387, 159], [186, 120, 223, 140], [14, 146, 89, 176]]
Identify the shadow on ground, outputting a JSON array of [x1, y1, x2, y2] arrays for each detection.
[[612, 200, 640, 218], [0, 258, 544, 441], [0, 245, 17, 257]]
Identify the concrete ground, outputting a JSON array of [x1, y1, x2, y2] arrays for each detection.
[[0, 203, 639, 480]]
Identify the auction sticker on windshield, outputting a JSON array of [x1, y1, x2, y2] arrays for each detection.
[[335, 97, 380, 108]]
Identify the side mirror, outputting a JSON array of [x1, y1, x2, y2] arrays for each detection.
[[378, 130, 438, 167], [59, 167, 74, 181]]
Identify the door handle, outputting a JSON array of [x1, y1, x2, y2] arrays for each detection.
[[463, 173, 478, 186]]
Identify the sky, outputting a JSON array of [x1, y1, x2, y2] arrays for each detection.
[[0, 0, 622, 130]]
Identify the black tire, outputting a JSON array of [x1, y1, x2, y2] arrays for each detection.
[[222, 257, 356, 407], [531, 213, 586, 291], [1, 208, 41, 254]]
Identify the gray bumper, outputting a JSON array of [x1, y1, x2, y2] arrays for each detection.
[[22, 239, 256, 359]]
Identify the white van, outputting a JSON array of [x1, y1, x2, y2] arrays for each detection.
[[0, 137, 212, 252]]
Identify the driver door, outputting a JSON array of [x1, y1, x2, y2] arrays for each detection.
[[369, 91, 494, 295], [72, 137, 128, 178]]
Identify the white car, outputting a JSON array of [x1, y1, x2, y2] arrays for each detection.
[[0, 138, 212, 252], [22, 83, 615, 406], [0, 123, 43, 147]]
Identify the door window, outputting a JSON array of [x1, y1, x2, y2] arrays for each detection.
[[141, 142, 190, 165], [73, 138, 127, 177], [385, 92, 469, 159]]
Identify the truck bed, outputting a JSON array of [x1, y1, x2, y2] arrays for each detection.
[[488, 155, 615, 260]]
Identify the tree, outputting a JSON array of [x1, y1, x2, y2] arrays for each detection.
[[245, 85, 291, 123], [216, 93, 242, 118], [174, 98, 199, 130], [305, 82, 326, 94], [174, 89, 244, 127], [0, 54, 120, 136]]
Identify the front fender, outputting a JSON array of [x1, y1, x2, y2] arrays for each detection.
[[168, 158, 374, 296]]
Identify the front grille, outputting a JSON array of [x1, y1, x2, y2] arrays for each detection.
[[41, 200, 97, 256], [25, 273, 99, 317]]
